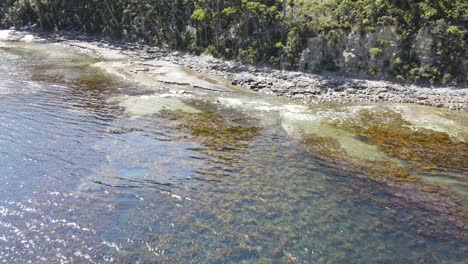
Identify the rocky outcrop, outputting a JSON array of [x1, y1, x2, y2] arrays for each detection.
[[299, 26, 400, 80], [4, 30, 467, 111], [57, 32, 468, 111], [298, 25, 467, 85], [229, 71, 467, 111]]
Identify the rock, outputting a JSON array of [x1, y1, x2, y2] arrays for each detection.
[[41, 30, 468, 112], [296, 80, 310, 88]]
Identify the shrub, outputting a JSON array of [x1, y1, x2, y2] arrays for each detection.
[[377, 39, 390, 47], [284, 27, 303, 68], [204, 45, 218, 56], [369, 48, 383, 59], [366, 26, 377, 33], [442, 73, 453, 84], [368, 65, 378, 75], [326, 30, 342, 43], [238, 46, 259, 64]]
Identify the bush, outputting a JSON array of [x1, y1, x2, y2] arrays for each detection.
[[284, 27, 303, 68], [369, 48, 383, 59], [394, 57, 402, 65], [326, 30, 342, 43], [377, 39, 390, 47], [366, 26, 377, 33], [238, 46, 259, 64], [442, 73, 453, 84], [368, 65, 378, 75], [204, 45, 218, 56]]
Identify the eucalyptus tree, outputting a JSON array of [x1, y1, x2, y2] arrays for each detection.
[[1, 0, 466, 83]]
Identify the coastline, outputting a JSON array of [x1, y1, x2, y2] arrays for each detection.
[[1, 29, 467, 242], [2, 29, 468, 111]]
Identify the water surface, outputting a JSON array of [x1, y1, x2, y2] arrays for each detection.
[[0, 42, 467, 263]]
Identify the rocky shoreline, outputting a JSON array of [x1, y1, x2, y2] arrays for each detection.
[[2, 30, 467, 242], [3, 30, 468, 111]]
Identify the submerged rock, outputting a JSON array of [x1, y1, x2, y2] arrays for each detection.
[[332, 106, 468, 169], [108, 94, 201, 117]]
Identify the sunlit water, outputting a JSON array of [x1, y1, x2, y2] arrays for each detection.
[[0, 42, 467, 263]]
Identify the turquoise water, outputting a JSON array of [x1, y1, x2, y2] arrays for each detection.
[[0, 43, 466, 263]]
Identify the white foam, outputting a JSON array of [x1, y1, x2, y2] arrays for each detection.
[[217, 97, 310, 114], [20, 34, 35, 42], [108, 94, 201, 117], [391, 104, 468, 141], [217, 97, 244, 107], [0, 30, 44, 42], [0, 30, 14, 40]]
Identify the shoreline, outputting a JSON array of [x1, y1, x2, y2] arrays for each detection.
[[1, 29, 467, 242], [2, 29, 468, 111]]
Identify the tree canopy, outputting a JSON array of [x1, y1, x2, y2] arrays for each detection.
[[1, 0, 466, 84]]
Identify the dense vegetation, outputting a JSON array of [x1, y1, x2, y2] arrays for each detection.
[[1, 0, 467, 84]]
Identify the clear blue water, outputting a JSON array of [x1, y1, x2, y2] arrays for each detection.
[[0, 43, 466, 263]]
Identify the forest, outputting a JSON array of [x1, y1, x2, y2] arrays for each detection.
[[0, 1, 468, 263], [1, 0, 467, 84]]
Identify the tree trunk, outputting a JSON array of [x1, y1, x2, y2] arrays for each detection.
[[103, 0, 120, 35], [282, 0, 287, 17], [33, 0, 44, 30]]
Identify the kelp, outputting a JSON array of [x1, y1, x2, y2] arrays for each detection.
[[333, 109, 468, 169], [155, 102, 262, 174], [358, 127, 468, 169], [301, 135, 409, 180], [31, 62, 114, 91], [76, 72, 114, 90], [31, 65, 65, 83], [162, 109, 261, 151]]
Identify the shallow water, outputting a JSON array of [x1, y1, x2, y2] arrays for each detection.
[[0, 42, 467, 263]]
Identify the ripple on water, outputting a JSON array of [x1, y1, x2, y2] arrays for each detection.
[[0, 41, 467, 263], [0, 195, 104, 263]]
